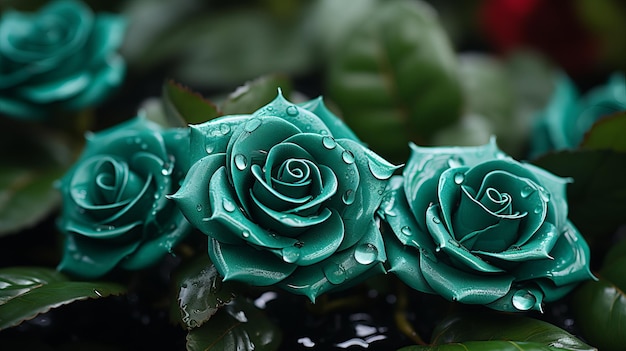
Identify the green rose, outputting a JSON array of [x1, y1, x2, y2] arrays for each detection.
[[171, 92, 398, 301], [379, 139, 594, 312], [0, 0, 126, 119], [57, 116, 191, 279], [530, 73, 626, 158]]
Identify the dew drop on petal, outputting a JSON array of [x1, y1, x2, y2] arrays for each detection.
[[538, 187, 550, 202], [432, 216, 441, 224], [354, 244, 378, 265], [244, 118, 262, 132], [242, 230, 250, 238], [196, 204, 203, 212], [286, 105, 299, 116], [342, 150, 355, 164], [512, 290, 536, 311], [234, 154, 248, 170], [323, 263, 347, 284], [220, 124, 231, 135], [222, 198, 236, 212], [322, 136, 336, 150], [400, 226, 412, 236], [368, 160, 395, 180], [282, 246, 300, 263], [206, 143, 215, 154], [520, 186, 534, 198], [454, 173, 465, 184], [533, 204, 543, 214], [342, 189, 356, 205]]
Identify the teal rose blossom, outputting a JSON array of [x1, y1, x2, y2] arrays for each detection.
[[379, 139, 594, 312], [0, 0, 126, 119], [57, 116, 192, 279], [530, 73, 626, 158], [171, 92, 399, 301]]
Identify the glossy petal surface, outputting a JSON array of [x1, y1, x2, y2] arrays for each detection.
[[0, 0, 126, 119], [174, 91, 397, 300], [57, 117, 192, 278], [382, 139, 594, 311]]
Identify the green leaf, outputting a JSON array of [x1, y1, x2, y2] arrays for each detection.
[[220, 74, 292, 115], [162, 80, 221, 126], [326, 0, 462, 163], [0, 120, 71, 236], [572, 238, 626, 351], [581, 111, 626, 152], [532, 149, 626, 243], [170, 255, 239, 330], [399, 341, 560, 351], [428, 311, 595, 351], [186, 297, 282, 351], [0, 266, 126, 330]]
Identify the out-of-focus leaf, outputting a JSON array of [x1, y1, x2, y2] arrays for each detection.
[[431, 113, 494, 147], [162, 80, 220, 126], [581, 111, 626, 152], [186, 298, 282, 351], [0, 120, 72, 236], [170, 255, 238, 330], [571, 237, 626, 351], [532, 150, 626, 243], [0, 266, 126, 330], [136, 8, 316, 88], [428, 311, 595, 351], [399, 341, 561, 351], [327, 0, 462, 163], [220, 75, 292, 115]]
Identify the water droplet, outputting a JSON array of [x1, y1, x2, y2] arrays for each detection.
[[354, 244, 378, 265], [368, 160, 394, 180], [533, 203, 543, 214], [244, 118, 262, 132], [222, 198, 236, 212], [454, 173, 465, 184], [220, 124, 231, 135], [140, 143, 148, 150], [521, 186, 534, 198], [322, 136, 336, 150], [282, 246, 300, 263], [512, 290, 536, 311], [286, 105, 299, 116], [323, 263, 347, 284], [196, 204, 203, 212], [342, 150, 355, 164], [435, 246, 441, 252], [161, 163, 173, 176], [134, 137, 141, 144], [447, 157, 463, 168], [234, 154, 247, 170], [342, 189, 356, 205], [205, 143, 215, 154], [400, 226, 412, 236], [242, 230, 250, 238], [93, 289, 102, 297], [432, 216, 441, 224]]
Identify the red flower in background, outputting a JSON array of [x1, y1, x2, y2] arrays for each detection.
[[480, 0, 598, 75]]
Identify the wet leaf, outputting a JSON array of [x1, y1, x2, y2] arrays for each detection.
[[426, 311, 595, 351], [327, 0, 462, 163], [162, 80, 221, 126], [581, 111, 626, 152], [0, 120, 71, 236], [170, 255, 239, 330], [0, 266, 126, 330], [532, 149, 626, 242], [221, 74, 292, 115], [572, 238, 626, 351], [186, 297, 282, 351]]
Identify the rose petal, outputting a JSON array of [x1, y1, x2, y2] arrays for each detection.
[[419, 250, 515, 304], [18, 70, 90, 103], [58, 232, 142, 279], [61, 55, 125, 110], [486, 285, 544, 312], [286, 165, 338, 215], [427, 204, 505, 273], [385, 225, 436, 294], [298, 97, 361, 141], [269, 209, 344, 266], [228, 116, 301, 215], [209, 238, 296, 286], [473, 222, 560, 262], [62, 219, 142, 240], [251, 164, 312, 212], [207, 166, 296, 249], [189, 115, 248, 163]]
